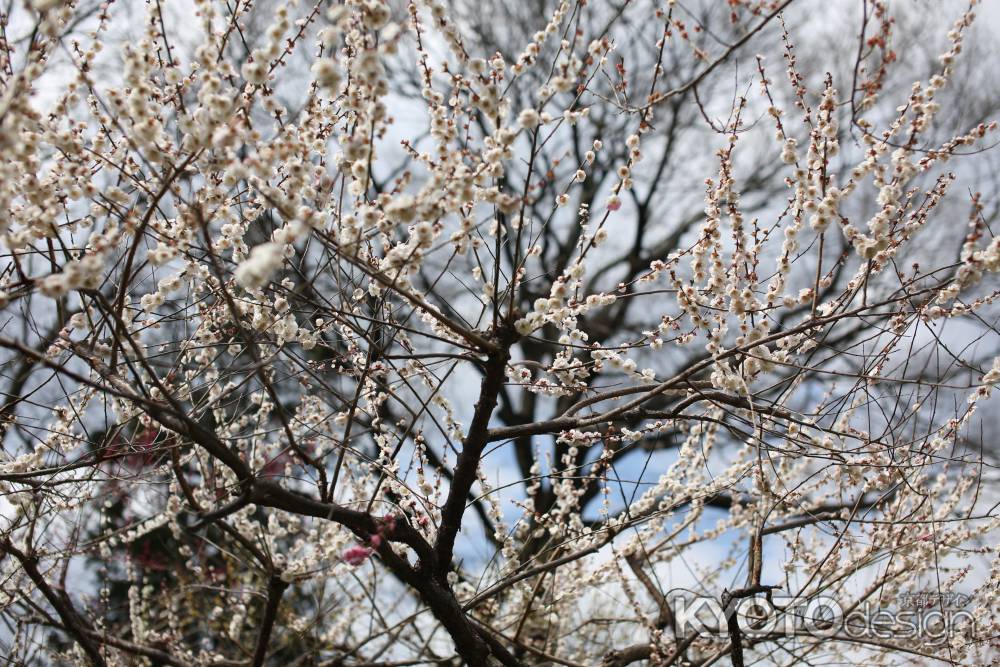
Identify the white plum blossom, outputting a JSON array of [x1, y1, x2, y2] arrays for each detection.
[[235, 242, 284, 289], [311, 58, 343, 94], [517, 108, 541, 129]]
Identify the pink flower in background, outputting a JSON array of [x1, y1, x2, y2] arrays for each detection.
[[341, 545, 373, 566]]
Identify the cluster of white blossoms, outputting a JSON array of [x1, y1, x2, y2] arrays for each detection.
[[234, 241, 285, 289]]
